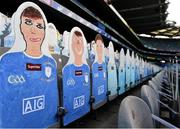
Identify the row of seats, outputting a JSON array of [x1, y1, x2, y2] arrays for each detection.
[[118, 69, 179, 128], [57, 28, 160, 126], [0, 2, 161, 128]]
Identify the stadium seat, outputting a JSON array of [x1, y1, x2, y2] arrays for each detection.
[[118, 96, 178, 128]]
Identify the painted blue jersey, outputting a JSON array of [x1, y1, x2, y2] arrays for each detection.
[[118, 67, 126, 94], [135, 66, 138, 82], [139, 68, 141, 79], [0, 52, 58, 128], [92, 62, 107, 109], [130, 65, 135, 86], [62, 63, 90, 126], [125, 64, 131, 88], [107, 63, 118, 100]]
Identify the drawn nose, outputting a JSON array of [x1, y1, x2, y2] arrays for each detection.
[[30, 26, 36, 34]]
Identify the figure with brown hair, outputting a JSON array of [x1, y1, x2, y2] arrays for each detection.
[[91, 34, 107, 109], [0, 2, 58, 128], [20, 6, 45, 57]]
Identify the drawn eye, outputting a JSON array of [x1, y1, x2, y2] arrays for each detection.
[[24, 19, 33, 26], [36, 24, 45, 29]]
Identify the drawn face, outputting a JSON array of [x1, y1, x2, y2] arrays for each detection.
[[96, 39, 103, 62], [20, 16, 45, 50], [72, 32, 84, 58]]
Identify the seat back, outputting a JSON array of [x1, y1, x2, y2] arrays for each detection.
[[141, 85, 159, 116], [148, 80, 159, 98], [118, 96, 154, 128]]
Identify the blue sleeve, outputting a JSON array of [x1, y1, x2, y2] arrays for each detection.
[[0, 52, 21, 65]]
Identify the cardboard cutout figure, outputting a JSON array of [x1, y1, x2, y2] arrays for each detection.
[[118, 48, 126, 94], [144, 60, 148, 77], [89, 40, 96, 64], [144, 60, 146, 77], [147, 61, 149, 76], [62, 27, 90, 126], [135, 53, 139, 83], [0, 2, 58, 128], [137, 55, 141, 82], [47, 23, 61, 73], [140, 58, 144, 79], [147, 62, 150, 76], [91, 34, 107, 109], [107, 41, 118, 101], [130, 51, 135, 86], [148, 63, 151, 75], [47, 23, 60, 55], [115, 50, 120, 68], [141, 58, 145, 78], [125, 49, 131, 90], [62, 30, 70, 56]]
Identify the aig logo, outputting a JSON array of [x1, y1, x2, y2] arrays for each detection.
[[23, 95, 45, 115], [73, 95, 85, 109], [8, 75, 26, 84], [98, 85, 104, 95]]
